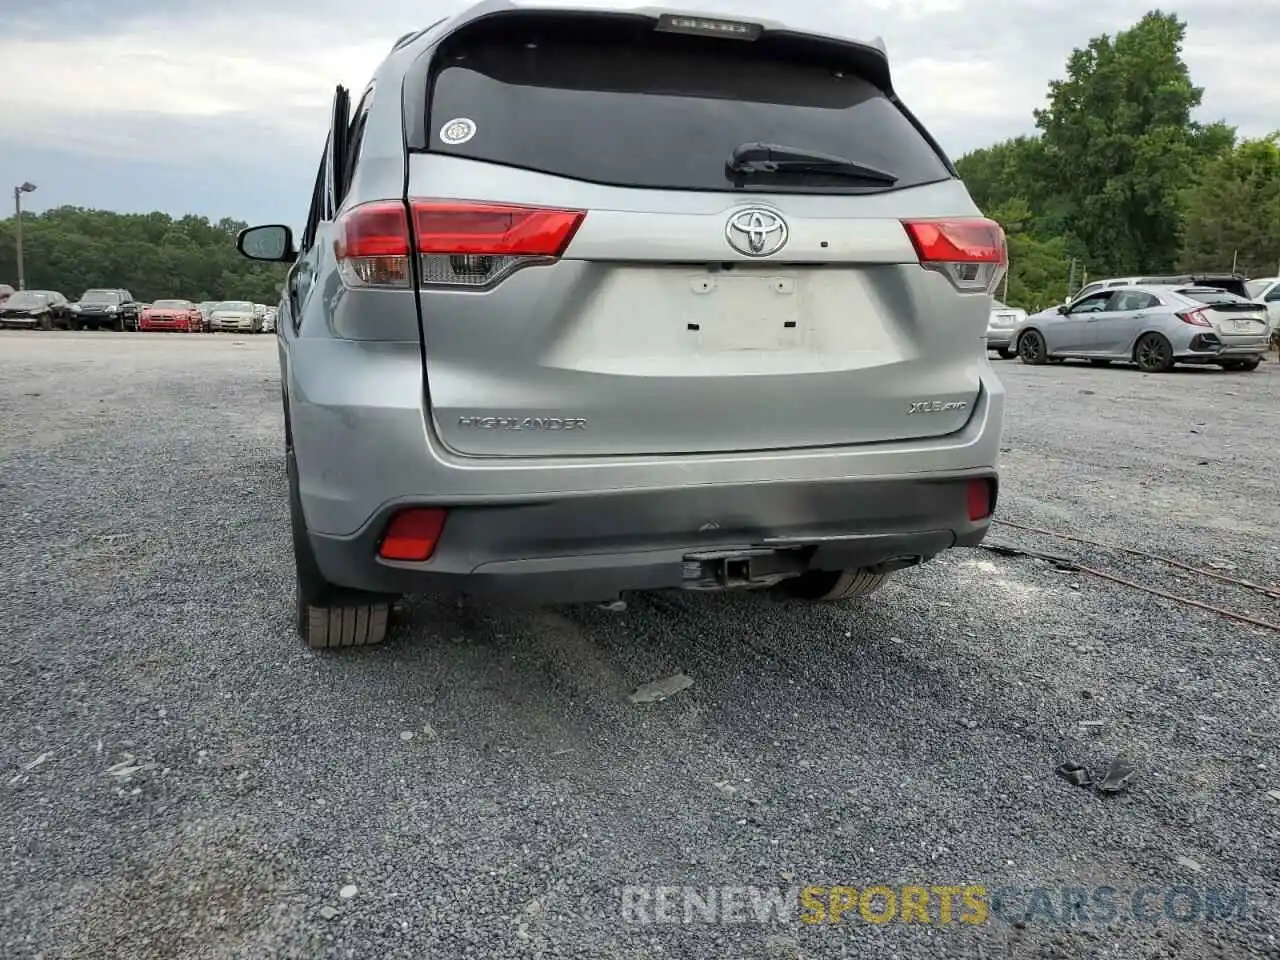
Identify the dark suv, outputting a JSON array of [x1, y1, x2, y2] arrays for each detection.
[[68, 288, 140, 331]]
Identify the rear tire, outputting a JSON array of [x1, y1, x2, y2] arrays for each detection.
[[296, 590, 390, 650], [1134, 333, 1174, 373], [287, 436, 395, 649], [781, 568, 892, 602], [1222, 358, 1260, 372], [1017, 330, 1048, 365]]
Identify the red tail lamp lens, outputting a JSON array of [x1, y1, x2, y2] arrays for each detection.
[[902, 218, 1007, 264], [378, 508, 448, 562], [410, 200, 585, 256], [967, 478, 995, 521]]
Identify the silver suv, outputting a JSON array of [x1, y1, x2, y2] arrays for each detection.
[[237, 0, 1007, 648]]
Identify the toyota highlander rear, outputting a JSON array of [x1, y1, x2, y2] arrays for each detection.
[[236, 2, 1007, 648]]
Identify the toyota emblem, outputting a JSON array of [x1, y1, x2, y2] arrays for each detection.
[[725, 207, 789, 257]]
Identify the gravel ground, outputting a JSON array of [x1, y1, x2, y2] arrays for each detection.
[[1, 331, 1278, 960]]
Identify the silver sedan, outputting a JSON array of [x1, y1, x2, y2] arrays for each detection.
[[1011, 284, 1270, 372], [986, 300, 1027, 359]]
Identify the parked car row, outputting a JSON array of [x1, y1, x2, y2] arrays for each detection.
[[0, 287, 277, 334], [987, 274, 1274, 373]]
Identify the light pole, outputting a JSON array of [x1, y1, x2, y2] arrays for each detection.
[[13, 181, 36, 291]]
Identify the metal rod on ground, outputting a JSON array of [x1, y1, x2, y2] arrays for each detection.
[[982, 541, 1280, 634], [993, 518, 1280, 599]]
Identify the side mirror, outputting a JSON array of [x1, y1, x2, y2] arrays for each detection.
[[1056, 303, 1069, 314], [237, 224, 297, 263]]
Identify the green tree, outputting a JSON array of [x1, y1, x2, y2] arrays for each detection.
[[1179, 133, 1280, 277], [986, 198, 1076, 311], [1033, 10, 1235, 276], [0, 206, 287, 303], [955, 137, 1045, 215]]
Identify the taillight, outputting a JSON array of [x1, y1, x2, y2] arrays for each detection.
[[902, 218, 1008, 294], [378, 507, 448, 562], [333, 201, 413, 288], [411, 200, 585, 288], [334, 199, 586, 289], [1178, 308, 1212, 327]]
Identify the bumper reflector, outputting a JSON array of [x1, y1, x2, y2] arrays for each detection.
[[378, 508, 448, 561], [967, 478, 996, 522]]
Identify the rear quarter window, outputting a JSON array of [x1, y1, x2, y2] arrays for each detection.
[[426, 34, 952, 193]]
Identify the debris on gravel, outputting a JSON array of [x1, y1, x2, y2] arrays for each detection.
[[627, 672, 694, 704]]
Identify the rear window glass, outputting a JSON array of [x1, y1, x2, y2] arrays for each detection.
[[1177, 288, 1249, 305], [427, 35, 952, 193]]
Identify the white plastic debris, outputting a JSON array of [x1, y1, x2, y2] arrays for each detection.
[[23, 752, 53, 771], [627, 673, 693, 704], [339, 884, 358, 900]]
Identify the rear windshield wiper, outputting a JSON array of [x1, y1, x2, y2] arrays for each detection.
[[726, 142, 898, 185]]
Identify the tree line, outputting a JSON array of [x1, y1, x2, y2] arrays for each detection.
[[957, 10, 1280, 310], [0, 207, 287, 304], [2, 10, 1277, 312]]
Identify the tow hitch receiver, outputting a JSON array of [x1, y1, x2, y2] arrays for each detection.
[[681, 547, 807, 591]]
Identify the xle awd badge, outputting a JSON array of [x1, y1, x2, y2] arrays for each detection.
[[907, 400, 968, 415]]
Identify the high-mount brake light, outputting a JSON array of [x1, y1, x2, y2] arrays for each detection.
[[654, 14, 763, 40], [901, 218, 1008, 294], [409, 200, 586, 288], [1177, 308, 1212, 327], [333, 201, 412, 288]]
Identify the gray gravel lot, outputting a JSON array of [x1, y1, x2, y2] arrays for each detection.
[[2, 332, 1278, 959]]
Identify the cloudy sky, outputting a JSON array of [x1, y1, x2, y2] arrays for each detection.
[[1, 0, 1276, 229]]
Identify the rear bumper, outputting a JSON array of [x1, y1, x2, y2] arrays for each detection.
[[985, 330, 1014, 348], [285, 339, 1006, 538], [1179, 333, 1268, 361], [309, 474, 997, 602]]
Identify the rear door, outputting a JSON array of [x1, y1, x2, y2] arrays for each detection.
[[1091, 288, 1159, 354], [402, 15, 1004, 458]]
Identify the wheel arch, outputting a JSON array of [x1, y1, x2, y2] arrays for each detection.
[[1131, 328, 1172, 361]]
